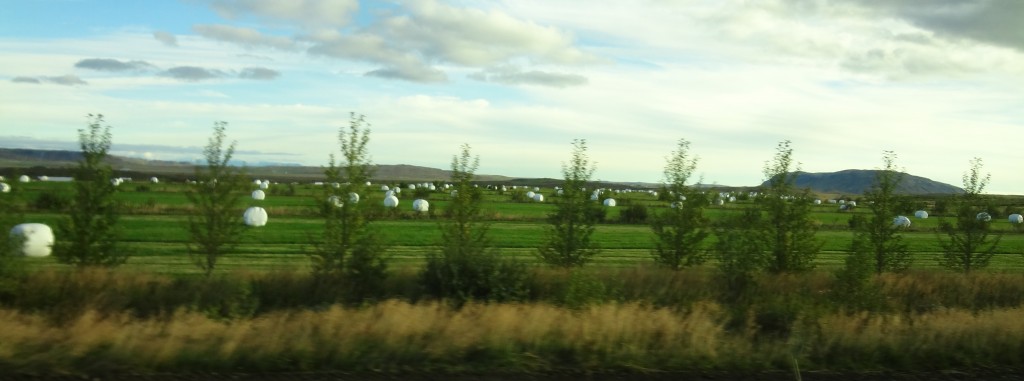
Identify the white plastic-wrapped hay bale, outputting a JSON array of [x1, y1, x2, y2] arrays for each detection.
[[914, 210, 929, 219], [18, 175, 30, 183], [428, 185, 436, 191], [38, 176, 49, 181], [603, 198, 616, 207], [349, 192, 360, 203], [365, 181, 372, 186], [527, 191, 535, 199], [828, 199, 837, 204], [590, 194, 600, 201], [533, 187, 540, 192], [150, 177, 159, 183], [381, 185, 390, 191], [0, 183, 10, 193], [385, 190, 395, 198], [384, 195, 399, 208], [977, 212, 992, 222], [259, 182, 269, 190], [892, 216, 911, 228], [394, 187, 402, 194], [10, 223, 54, 257], [327, 195, 343, 208], [557, 189, 564, 196], [813, 199, 822, 205], [1010, 214, 1024, 224], [839, 204, 850, 211], [111, 178, 123, 186], [715, 199, 725, 206], [533, 193, 544, 202], [728, 196, 737, 202], [408, 184, 416, 190], [450, 190, 458, 198], [849, 201, 857, 207], [243, 206, 268, 227], [254, 179, 263, 185], [252, 190, 265, 200], [412, 199, 429, 212]]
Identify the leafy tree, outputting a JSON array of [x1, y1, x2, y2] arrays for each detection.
[[714, 209, 768, 304], [937, 157, 1001, 273], [185, 122, 248, 276], [539, 139, 602, 267], [850, 151, 911, 274], [650, 138, 710, 270], [54, 114, 127, 267], [422, 144, 528, 304], [0, 180, 26, 295], [314, 113, 388, 302], [757, 140, 822, 273]]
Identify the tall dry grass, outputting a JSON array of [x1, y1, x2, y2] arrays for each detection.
[[1, 301, 1022, 374]]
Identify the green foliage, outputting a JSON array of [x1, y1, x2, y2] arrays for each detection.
[[713, 209, 768, 304], [32, 191, 69, 211], [538, 139, 602, 267], [310, 113, 388, 303], [0, 181, 26, 297], [422, 144, 529, 304], [561, 269, 612, 308], [757, 140, 822, 273], [618, 203, 648, 224], [938, 158, 1001, 273], [650, 138, 709, 270], [852, 151, 912, 274], [54, 114, 128, 267], [185, 121, 248, 276], [832, 241, 884, 311]]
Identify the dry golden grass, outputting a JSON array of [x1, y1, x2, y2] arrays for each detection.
[[2, 299, 1023, 374]]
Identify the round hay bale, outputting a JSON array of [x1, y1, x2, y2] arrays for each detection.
[[349, 192, 360, 203], [243, 206, 268, 227], [914, 210, 929, 219], [0, 183, 10, 193], [384, 195, 399, 208], [603, 198, 616, 207], [18, 175, 30, 183], [150, 177, 159, 183], [251, 190, 265, 200], [10, 223, 54, 257], [1010, 214, 1024, 224], [892, 216, 911, 228], [412, 199, 429, 212], [533, 194, 544, 202], [977, 212, 992, 222]]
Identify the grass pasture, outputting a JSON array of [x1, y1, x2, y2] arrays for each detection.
[[8, 179, 1024, 273], [5, 178, 1024, 377]]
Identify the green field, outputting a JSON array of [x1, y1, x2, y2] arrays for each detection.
[[8, 179, 1024, 274]]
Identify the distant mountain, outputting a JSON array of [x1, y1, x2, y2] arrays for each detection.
[[0, 148, 513, 182], [761, 169, 962, 195]]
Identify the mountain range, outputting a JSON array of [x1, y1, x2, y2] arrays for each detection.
[[1, 148, 962, 194]]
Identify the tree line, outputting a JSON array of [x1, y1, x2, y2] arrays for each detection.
[[0, 113, 1009, 306]]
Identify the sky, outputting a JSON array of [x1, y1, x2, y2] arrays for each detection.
[[1, 0, 1022, 193]]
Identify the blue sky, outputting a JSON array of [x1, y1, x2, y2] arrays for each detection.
[[1, 0, 1023, 194]]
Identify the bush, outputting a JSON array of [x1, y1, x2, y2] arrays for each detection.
[[33, 191, 70, 211], [618, 203, 648, 224]]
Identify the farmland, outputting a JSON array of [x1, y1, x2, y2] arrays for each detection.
[[8, 178, 1024, 273], [3, 175, 1024, 378]]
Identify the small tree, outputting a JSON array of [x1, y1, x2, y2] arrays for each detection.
[[539, 139, 602, 267], [937, 157, 1001, 273], [850, 151, 912, 274], [312, 113, 376, 278], [650, 138, 710, 270], [714, 209, 768, 304], [422, 144, 528, 304], [185, 121, 248, 276], [322, 114, 387, 302], [54, 114, 128, 267], [757, 140, 822, 273], [0, 180, 26, 294]]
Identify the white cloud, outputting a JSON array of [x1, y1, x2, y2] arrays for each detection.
[[205, 0, 359, 29]]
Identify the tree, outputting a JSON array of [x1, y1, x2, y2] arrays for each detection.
[[539, 139, 602, 267], [185, 121, 247, 276], [53, 114, 127, 267], [937, 157, 1000, 273], [714, 209, 768, 303], [850, 151, 912, 274], [421, 144, 528, 304], [0, 180, 26, 294], [757, 140, 822, 273], [310, 113, 387, 302], [650, 138, 710, 270]]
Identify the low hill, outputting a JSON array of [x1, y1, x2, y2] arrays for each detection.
[[761, 169, 962, 195], [0, 148, 513, 183]]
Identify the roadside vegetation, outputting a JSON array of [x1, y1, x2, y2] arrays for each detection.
[[2, 115, 1024, 377]]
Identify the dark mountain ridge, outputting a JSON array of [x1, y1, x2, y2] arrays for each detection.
[[762, 169, 962, 195]]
